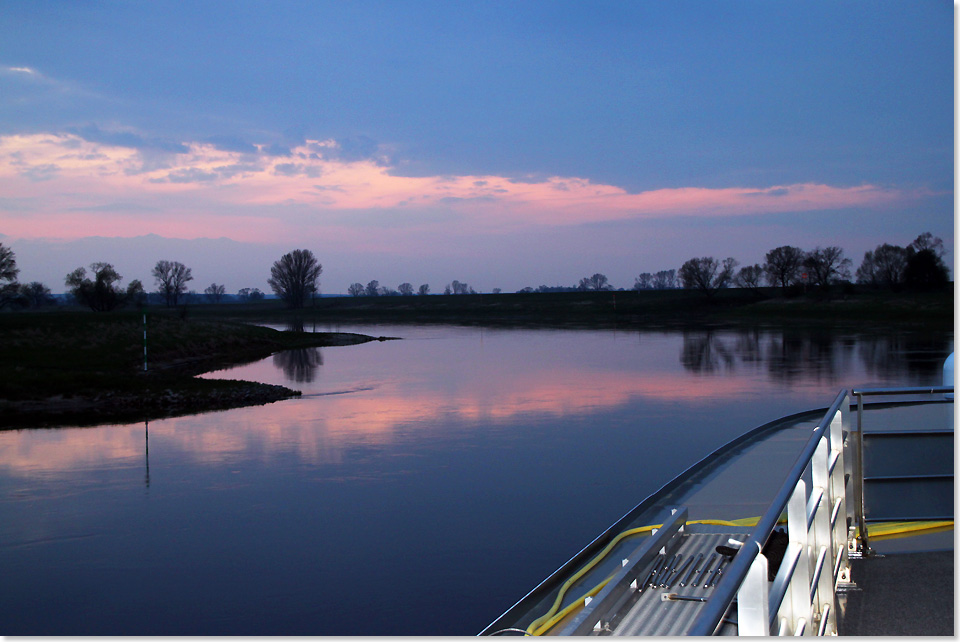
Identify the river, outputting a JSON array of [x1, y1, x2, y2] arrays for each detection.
[[0, 323, 951, 635]]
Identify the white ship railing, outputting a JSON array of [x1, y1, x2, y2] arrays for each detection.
[[688, 385, 953, 636]]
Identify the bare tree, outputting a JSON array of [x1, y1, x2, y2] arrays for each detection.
[[268, 249, 322, 308], [418, 283, 430, 296], [365, 280, 380, 296], [736, 264, 764, 290], [348, 282, 364, 297], [856, 244, 907, 288], [21, 282, 54, 308], [679, 257, 738, 296], [0, 243, 20, 309], [578, 273, 610, 291], [238, 287, 265, 301], [653, 269, 676, 290], [763, 246, 805, 289], [204, 283, 226, 303], [802, 247, 852, 288], [448, 280, 474, 294], [153, 260, 194, 307], [909, 232, 945, 257], [66, 262, 126, 311], [634, 273, 653, 290], [398, 282, 414, 296]]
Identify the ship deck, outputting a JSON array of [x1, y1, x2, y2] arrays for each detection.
[[482, 395, 954, 636]]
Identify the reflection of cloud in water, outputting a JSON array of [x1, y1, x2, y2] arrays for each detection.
[[0, 369, 763, 477], [1, 330, 949, 477]]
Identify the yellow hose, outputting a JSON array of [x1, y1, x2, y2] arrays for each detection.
[[861, 520, 954, 540], [524, 517, 953, 635], [525, 518, 760, 635]]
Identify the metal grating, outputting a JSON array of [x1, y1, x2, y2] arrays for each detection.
[[609, 530, 744, 636]]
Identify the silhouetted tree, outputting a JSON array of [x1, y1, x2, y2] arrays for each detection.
[[365, 280, 380, 296], [238, 287, 265, 301], [634, 273, 653, 290], [268, 249, 322, 308], [126, 279, 146, 306], [856, 244, 907, 288], [902, 233, 949, 289], [763, 246, 804, 289], [736, 264, 763, 290], [904, 248, 949, 289], [66, 262, 126, 311], [20, 282, 54, 308], [802, 247, 852, 288], [204, 283, 226, 303], [679, 257, 738, 296], [0, 243, 20, 309], [653, 270, 676, 290], [348, 282, 364, 297], [448, 280, 474, 294], [578, 273, 610, 291], [418, 284, 430, 296], [398, 282, 414, 296], [153, 260, 194, 307], [909, 232, 945, 257]]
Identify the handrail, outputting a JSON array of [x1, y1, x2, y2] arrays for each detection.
[[852, 385, 953, 552], [692, 384, 953, 636], [852, 385, 953, 396], [687, 390, 850, 635], [482, 381, 953, 636]]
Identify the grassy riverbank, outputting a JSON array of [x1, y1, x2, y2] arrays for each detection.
[[0, 309, 380, 428], [201, 286, 954, 331]]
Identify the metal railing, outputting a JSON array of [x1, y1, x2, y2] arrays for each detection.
[[689, 385, 953, 636], [850, 386, 954, 555], [688, 390, 853, 635]]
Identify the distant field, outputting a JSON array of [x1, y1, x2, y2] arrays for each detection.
[[188, 286, 954, 330]]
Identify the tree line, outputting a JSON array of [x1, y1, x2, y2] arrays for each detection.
[[512, 232, 948, 297], [0, 232, 949, 312], [0, 246, 325, 312]]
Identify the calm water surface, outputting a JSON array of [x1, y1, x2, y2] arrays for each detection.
[[0, 324, 951, 635]]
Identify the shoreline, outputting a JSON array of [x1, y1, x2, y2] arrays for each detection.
[[0, 314, 383, 429], [2, 288, 951, 429]]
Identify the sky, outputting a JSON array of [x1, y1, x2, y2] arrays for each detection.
[[0, 0, 954, 295]]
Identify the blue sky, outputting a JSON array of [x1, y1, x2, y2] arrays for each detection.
[[0, 0, 953, 294]]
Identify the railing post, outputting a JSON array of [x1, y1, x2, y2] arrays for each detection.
[[787, 479, 812, 635], [811, 435, 837, 634], [831, 396, 854, 589], [737, 550, 770, 636], [853, 392, 870, 556]]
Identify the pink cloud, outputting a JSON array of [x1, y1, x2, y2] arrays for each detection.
[[0, 132, 930, 243]]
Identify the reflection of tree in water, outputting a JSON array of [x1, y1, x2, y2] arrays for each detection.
[[763, 329, 849, 385], [857, 332, 952, 385], [286, 318, 305, 333], [680, 331, 736, 374], [273, 348, 323, 383], [679, 327, 950, 386]]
